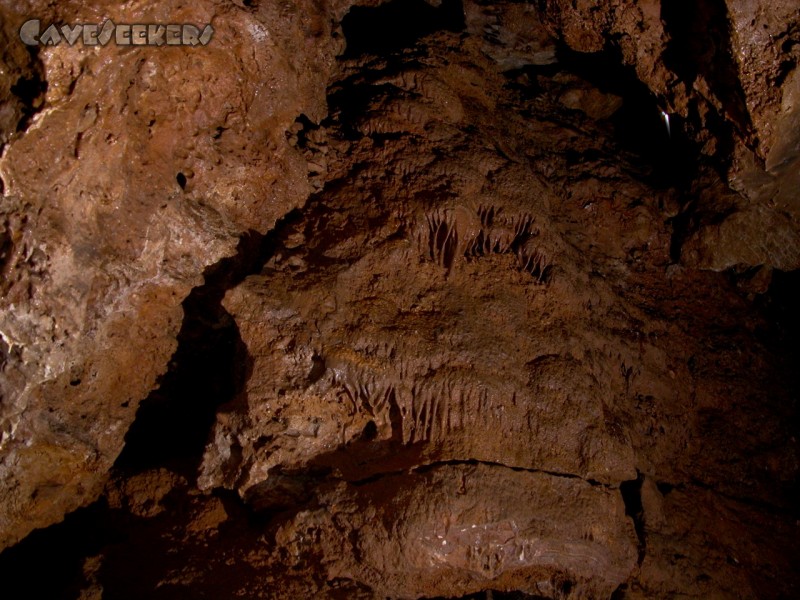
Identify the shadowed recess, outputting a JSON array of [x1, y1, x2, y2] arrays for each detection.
[[661, 0, 751, 135], [556, 45, 699, 189], [342, 0, 465, 57], [112, 234, 261, 476], [0, 501, 115, 598]]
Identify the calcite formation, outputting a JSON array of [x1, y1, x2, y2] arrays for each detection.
[[0, 0, 797, 598]]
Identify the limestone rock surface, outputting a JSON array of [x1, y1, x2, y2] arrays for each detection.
[[0, 1, 797, 599]]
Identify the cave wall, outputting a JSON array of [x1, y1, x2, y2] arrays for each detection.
[[0, 0, 797, 598], [538, 0, 800, 272], [0, 0, 358, 549]]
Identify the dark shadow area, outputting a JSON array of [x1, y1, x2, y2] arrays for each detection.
[[114, 208, 308, 476], [506, 43, 702, 190], [113, 232, 264, 477], [0, 485, 302, 600], [620, 473, 646, 564], [10, 46, 47, 134], [342, 0, 465, 57], [755, 270, 800, 488], [757, 269, 800, 347], [326, 77, 405, 140], [668, 194, 698, 263], [660, 0, 746, 179], [95, 489, 257, 600], [661, 0, 751, 137], [330, 0, 468, 141], [0, 500, 117, 599], [556, 46, 699, 190]]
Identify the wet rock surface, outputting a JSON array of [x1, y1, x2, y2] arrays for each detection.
[[0, 0, 798, 598]]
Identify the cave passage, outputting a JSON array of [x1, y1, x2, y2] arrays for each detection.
[[555, 46, 699, 189], [342, 0, 465, 56]]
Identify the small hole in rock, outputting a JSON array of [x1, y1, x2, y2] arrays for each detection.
[[657, 481, 675, 495], [176, 172, 187, 189], [308, 353, 326, 384], [69, 378, 81, 387], [361, 420, 378, 441]]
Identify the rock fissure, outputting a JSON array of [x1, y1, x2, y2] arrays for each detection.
[[619, 473, 646, 566], [411, 458, 615, 488], [344, 458, 618, 490]]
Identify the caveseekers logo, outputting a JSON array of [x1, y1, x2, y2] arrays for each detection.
[[19, 19, 214, 47]]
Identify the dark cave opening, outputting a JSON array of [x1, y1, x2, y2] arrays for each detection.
[[661, 0, 751, 136], [341, 0, 465, 57], [620, 474, 646, 564], [112, 233, 261, 476], [554, 46, 700, 190], [9, 47, 47, 134]]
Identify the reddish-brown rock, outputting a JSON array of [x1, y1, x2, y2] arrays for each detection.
[[274, 465, 639, 598], [538, 0, 800, 271], [0, 1, 797, 598], [195, 17, 796, 597], [0, 0, 349, 550]]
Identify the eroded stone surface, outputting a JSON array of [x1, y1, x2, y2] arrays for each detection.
[[275, 465, 639, 598], [0, 1, 797, 598], [0, 0, 348, 550], [194, 16, 796, 597], [537, 0, 800, 271]]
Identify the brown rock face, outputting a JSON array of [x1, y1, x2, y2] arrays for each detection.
[[537, 0, 800, 272], [0, 0, 346, 550], [274, 466, 638, 598], [0, 0, 798, 598]]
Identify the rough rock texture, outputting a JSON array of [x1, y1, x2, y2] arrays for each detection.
[[0, 0, 798, 598], [273, 466, 638, 598], [0, 0, 350, 550], [191, 17, 797, 595], [537, 0, 800, 272], [0, 13, 43, 145]]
